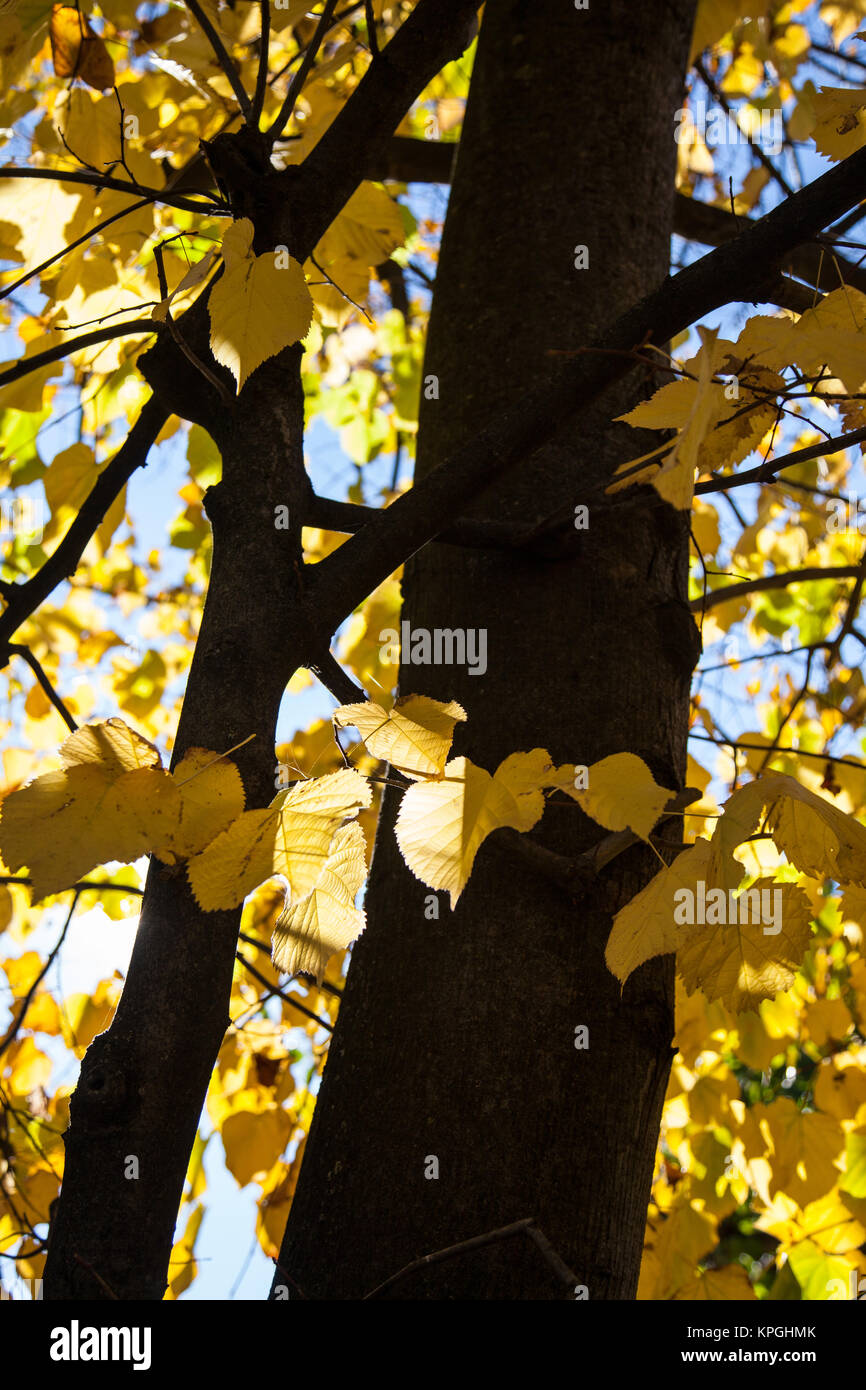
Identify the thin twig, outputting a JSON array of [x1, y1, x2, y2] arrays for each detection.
[[0, 892, 79, 1062], [268, 0, 340, 144], [7, 646, 78, 733], [251, 0, 272, 126], [185, 0, 252, 118], [363, 1218, 579, 1299], [236, 953, 334, 1032]]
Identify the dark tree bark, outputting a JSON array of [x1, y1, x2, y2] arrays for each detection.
[[274, 0, 698, 1300]]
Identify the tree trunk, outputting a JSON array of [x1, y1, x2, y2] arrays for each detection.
[[275, 0, 698, 1300]]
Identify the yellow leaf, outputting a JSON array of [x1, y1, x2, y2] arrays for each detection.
[[272, 821, 366, 982], [165, 1201, 203, 1300], [156, 748, 245, 862], [605, 838, 712, 987], [710, 773, 866, 892], [219, 217, 255, 269], [187, 768, 371, 910], [333, 694, 466, 778], [60, 716, 162, 774], [0, 762, 181, 900], [221, 1104, 292, 1187], [315, 181, 405, 270], [209, 221, 313, 392], [50, 4, 114, 91], [676, 880, 814, 1011], [394, 751, 551, 908], [673, 1265, 756, 1299], [758, 1098, 845, 1205], [611, 326, 725, 509], [571, 751, 674, 839], [810, 86, 866, 162], [785, 1239, 856, 1300]]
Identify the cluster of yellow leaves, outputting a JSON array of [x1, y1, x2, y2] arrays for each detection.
[[0, 718, 244, 901], [641, 923, 866, 1301], [606, 771, 866, 1011], [612, 289, 866, 512]]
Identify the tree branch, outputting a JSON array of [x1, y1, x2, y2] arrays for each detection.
[[0, 892, 79, 1063], [267, 0, 340, 144], [689, 565, 862, 613], [696, 425, 866, 494], [0, 166, 226, 215], [0, 397, 168, 655], [307, 648, 368, 703], [306, 493, 550, 550], [2, 198, 154, 304], [0, 321, 159, 389], [250, 0, 272, 127], [289, 0, 481, 259], [0, 876, 143, 894], [498, 787, 701, 898], [824, 547, 866, 668], [185, 0, 252, 119], [7, 645, 78, 733], [236, 952, 333, 1032], [672, 190, 866, 298], [309, 140, 866, 634]]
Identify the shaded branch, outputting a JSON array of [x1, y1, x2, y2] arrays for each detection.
[[0, 397, 168, 654], [236, 952, 334, 1033], [7, 645, 78, 732], [289, 0, 481, 259], [362, 1217, 579, 1299], [696, 425, 866, 494], [0, 876, 143, 894], [694, 57, 794, 199], [309, 139, 866, 632], [688, 729, 866, 773], [498, 787, 701, 898], [307, 648, 368, 703], [824, 548, 866, 668], [0, 321, 160, 389], [306, 493, 553, 550], [268, 0, 340, 144], [250, 0, 272, 127], [185, 0, 252, 118], [672, 189, 866, 298], [2, 197, 155, 304], [689, 565, 862, 613], [0, 166, 225, 215]]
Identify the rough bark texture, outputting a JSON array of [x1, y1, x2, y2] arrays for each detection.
[[275, 0, 698, 1300]]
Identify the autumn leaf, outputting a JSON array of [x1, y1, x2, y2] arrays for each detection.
[[394, 750, 553, 908], [676, 880, 814, 1012], [610, 326, 726, 509], [569, 751, 675, 839], [710, 774, 866, 891], [49, 5, 114, 92], [60, 716, 162, 773], [157, 747, 246, 863], [271, 821, 367, 982], [187, 768, 371, 910], [333, 693, 467, 778], [605, 838, 712, 987], [209, 218, 314, 392]]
